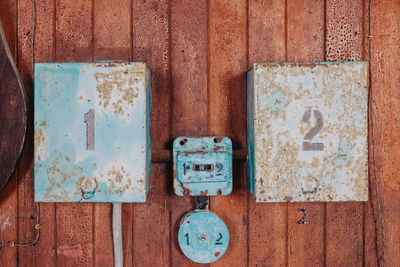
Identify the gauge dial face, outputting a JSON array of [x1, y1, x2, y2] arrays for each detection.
[[178, 211, 229, 264]]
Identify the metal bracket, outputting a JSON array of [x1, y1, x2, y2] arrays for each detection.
[[301, 187, 318, 194], [194, 196, 209, 211]]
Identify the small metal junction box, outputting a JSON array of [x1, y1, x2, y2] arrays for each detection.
[[173, 137, 233, 196], [34, 62, 151, 202], [247, 62, 368, 202]]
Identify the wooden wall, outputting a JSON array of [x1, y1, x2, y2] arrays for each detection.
[[0, 0, 399, 266]]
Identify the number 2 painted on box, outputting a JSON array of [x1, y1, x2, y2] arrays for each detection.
[[84, 109, 95, 150], [302, 109, 324, 151]]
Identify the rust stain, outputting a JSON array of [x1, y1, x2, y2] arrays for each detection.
[[183, 151, 208, 156], [200, 190, 209, 196], [180, 183, 191, 196], [214, 137, 222, 143], [34, 127, 45, 161], [95, 165, 133, 195], [94, 68, 141, 116], [284, 196, 293, 202]]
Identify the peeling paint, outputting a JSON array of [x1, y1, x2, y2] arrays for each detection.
[[247, 62, 368, 202]]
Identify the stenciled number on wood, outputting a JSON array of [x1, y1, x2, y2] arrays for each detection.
[[84, 109, 95, 150], [302, 109, 324, 151]]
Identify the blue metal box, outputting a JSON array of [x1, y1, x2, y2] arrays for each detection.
[[173, 137, 233, 196], [34, 62, 151, 202]]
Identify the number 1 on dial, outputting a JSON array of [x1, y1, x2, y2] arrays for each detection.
[[84, 109, 95, 150]]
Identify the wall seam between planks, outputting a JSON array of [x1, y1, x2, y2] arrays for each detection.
[[91, 0, 95, 265], [131, 1, 135, 266], [167, 0, 172, 265], [167, 0, 173, 265], [206, 8, 211, 266], [284, 0, 288, 62], [323, 1, 327, 266], [15, 0, 20, 264], [246, 0, 250, 266], [284, 1, 288, 266], [129, 0, 133, 62], [53, 2, 58, 265], [53, 0, 56, 60], [206, 0, 210, 137], [362, 3, 366, 267], [33, 0, 36, 263]]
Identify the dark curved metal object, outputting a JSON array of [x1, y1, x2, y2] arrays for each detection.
[[0, 20, 27, 192]]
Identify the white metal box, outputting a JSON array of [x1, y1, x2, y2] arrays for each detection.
[[247, 62, 368, 202]]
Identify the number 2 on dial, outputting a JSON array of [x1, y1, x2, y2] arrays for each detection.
[[84, 109, 95, 150]]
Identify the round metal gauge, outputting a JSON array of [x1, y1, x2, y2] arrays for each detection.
[[178, 211, 229, 264]]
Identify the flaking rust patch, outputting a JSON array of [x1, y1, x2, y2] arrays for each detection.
[[251, 62, 368, 202], [34, 123, 48, 161], [94, 67, 142, 117], [90, 162, 137, 196]]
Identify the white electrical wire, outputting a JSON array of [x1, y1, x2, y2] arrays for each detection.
[[112, 203, 123, 267]]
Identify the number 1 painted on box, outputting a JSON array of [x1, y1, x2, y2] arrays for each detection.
[[84, 109, 95, 150]]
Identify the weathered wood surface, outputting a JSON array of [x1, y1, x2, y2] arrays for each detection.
[[0, 0, 399, 266]]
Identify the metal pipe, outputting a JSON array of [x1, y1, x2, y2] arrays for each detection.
[[151, 148, 247, 163]]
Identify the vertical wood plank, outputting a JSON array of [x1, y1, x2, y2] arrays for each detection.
[[368, 0, 400, 266], [132, 0, 171, 266], [286, 0, 326, 266], [94, 0, 131, 61], [247, 0, 287, 266], [55, 0, 92, 62], [0, 1, 20, 265], [92, 0, 132, 265], [0, 180, 17, 267], [0, 0, 16, 57], [325, 1, 364, 266], [364, 201, 378, 267], [16, 0, 57, 265], [170, 0, 208, 265], [16, 0, 36, 264], [363, 2, 378, 266], [32, 4, 58, 264], [208, 1, 247, 266], [0, 3, 18, 265], [55, 0, 94, 265]]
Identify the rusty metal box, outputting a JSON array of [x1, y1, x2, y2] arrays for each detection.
[[34, 62, 151, 202], [173, 137, 233, 196], [247, 62, 368, 202]]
